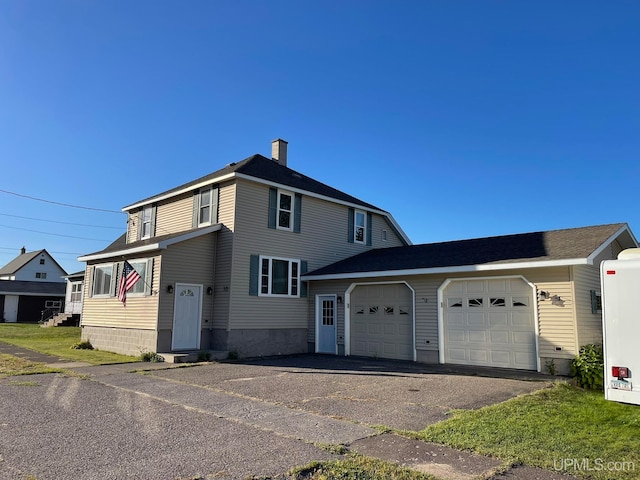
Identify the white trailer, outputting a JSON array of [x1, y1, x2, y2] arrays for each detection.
[[601, 248, 640, 405]]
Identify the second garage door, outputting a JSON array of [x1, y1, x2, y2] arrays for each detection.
[[442, 278, 537, 370], [350, 283, 414, 360]]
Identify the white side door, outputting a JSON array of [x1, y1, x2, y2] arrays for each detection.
[[4, 295, 19, 323]]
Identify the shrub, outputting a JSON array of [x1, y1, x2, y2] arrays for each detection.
[[197, 351, 212, 362], [70, 341, 94, 350], [140, 351, 164, 363], [570, 344, 604, 390]]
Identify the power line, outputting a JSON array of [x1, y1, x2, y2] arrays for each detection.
[[0, 246, 84, 255], [0, 212, 123, 229], [0, 224, 113, 242], [0, 189, 124, 214]]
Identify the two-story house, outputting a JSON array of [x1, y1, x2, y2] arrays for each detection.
[[78, 139, 637, 374], [78, 140, 410, 357], [0, 248, 67, 323]]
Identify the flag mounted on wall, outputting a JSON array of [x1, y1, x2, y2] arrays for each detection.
[[118, 260, 142, 306]]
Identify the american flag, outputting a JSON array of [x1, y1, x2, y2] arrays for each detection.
[[118, 260, 142, 305]]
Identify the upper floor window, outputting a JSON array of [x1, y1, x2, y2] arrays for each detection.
[[92, 264, 115, 297], [277, 190, 294, 230], [268, 187, 301, 233], [354, 210, 366, 243], [198, 187, 216, 226], [260, 256, 300, 297], [39, 258, 45, 265], [141, 206, 153, 239], [35, 272, 47, 279]]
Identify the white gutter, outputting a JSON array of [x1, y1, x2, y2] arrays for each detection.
[[302, 257, 590, 281], [78, 225, 221, 262]]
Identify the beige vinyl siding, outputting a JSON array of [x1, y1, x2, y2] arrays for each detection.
[[211, 182, 236, 330], [306, 280, 352, 345], [228, 180, 401, 330], [572, 264, 603, 346], [81, 257, 161, 330], [127, 211, 139, 243], [308, 267, 578, 360], [155, 192, 195, 236], [157, 233, 217, 331]]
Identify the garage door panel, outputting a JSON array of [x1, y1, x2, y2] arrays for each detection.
[[350, 284, 413, 361], [443, 278, 537, 370]]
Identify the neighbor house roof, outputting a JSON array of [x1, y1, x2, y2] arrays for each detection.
[[78, 224, 222, 262], [0, 280, 66, 296], [304, 223, 637, 280], [0, 249, 67, 277]]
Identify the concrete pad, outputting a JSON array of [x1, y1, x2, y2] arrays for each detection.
[[351, 433, 502, 480]]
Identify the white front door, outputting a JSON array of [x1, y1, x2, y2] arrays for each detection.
[[4, 295, 19, 323], [172, 284, 202, 350], [316, 295, 337, 354]]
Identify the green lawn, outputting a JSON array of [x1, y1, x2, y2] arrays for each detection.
[[0, 353, 61, 377], [415, 383, 640, 479], [0, 324, 138, 365], [290, 455, 433, 480]]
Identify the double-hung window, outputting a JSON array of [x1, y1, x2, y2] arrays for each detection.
[[70, 282, 83, 302], [141, 206, 152, 239], [354, 210, 366, 243], [260, 256, 300, 297], [126, 260, 150, 296], [199, 187, 214, 226], [277, 190, 293, 230], [92, 264, 115, 297]]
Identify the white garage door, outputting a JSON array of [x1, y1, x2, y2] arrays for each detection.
[[442, 278, 537, 370], [350, 283, 413, 361]]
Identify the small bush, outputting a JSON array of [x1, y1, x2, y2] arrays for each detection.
[[545, 359, 557, 376], [227, 351, 238, 360], [70, 341, 93, 350], [197, 351, 212, 362], [570, 344, 604, 390], [140, 352, 164, 363]]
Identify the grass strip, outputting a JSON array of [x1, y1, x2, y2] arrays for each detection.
[[416, 383, 640, 480], [0, 353, 61, 377], [289, 454, 434, 480], [0, 324, 138, 365]]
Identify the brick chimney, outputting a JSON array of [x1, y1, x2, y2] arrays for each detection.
[[20, 246, 26, 255], [271, 139, 288, 167]]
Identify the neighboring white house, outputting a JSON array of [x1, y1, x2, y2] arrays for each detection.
[[63, 271, 85, 315], [0, 247, 67, 323]]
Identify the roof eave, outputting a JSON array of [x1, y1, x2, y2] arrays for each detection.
[[302, 257, 590, 281], [78, 224, 221, 262]]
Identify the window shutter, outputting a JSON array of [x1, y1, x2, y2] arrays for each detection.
[[88, 266, 95, 297], [590, 290, 598, 314], [249, 255, 259, 296], [366, 212, 372, 246], [150, 205, 157, 237], [192, 191, 200, 228], [212, 187, 219, 224], [110, 263, 119, 297], [293, 193, 302, 233], [300, 260, 308, 298], [348, 208, 354, 243], [268, 188, 277, 229], [145, 259, 154, 295]]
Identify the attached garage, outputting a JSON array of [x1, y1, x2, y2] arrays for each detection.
[[440, 277, 538, 370], [348, 283, 414, 361]]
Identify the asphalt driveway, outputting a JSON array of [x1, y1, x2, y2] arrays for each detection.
[[0, 353, 557, 479], [149, 354, 550, 431]]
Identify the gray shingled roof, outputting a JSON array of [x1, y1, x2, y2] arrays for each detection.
[[305, 223, 631, 277], [127, 154, 382, 212], [0, 280, 65, 296], [0, 249, 45, 275]]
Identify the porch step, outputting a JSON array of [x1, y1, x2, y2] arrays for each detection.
[[157, 350, 229, 364], [40, 313, 79, 328]]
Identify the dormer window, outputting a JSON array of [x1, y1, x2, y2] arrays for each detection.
[[277, 190, 293, 230]]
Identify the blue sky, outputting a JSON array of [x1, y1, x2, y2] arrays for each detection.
[[1, 1, 639, 275]]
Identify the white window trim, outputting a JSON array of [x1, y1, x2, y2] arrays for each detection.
[[92, 263, 115, 298], [354, 209, 366, 244], [259, 255, 300, 297], [198, 187, 215, 226], [276, 189, 294, 231], [141, 206, 152, 240], [126, 259, 151, 297]]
